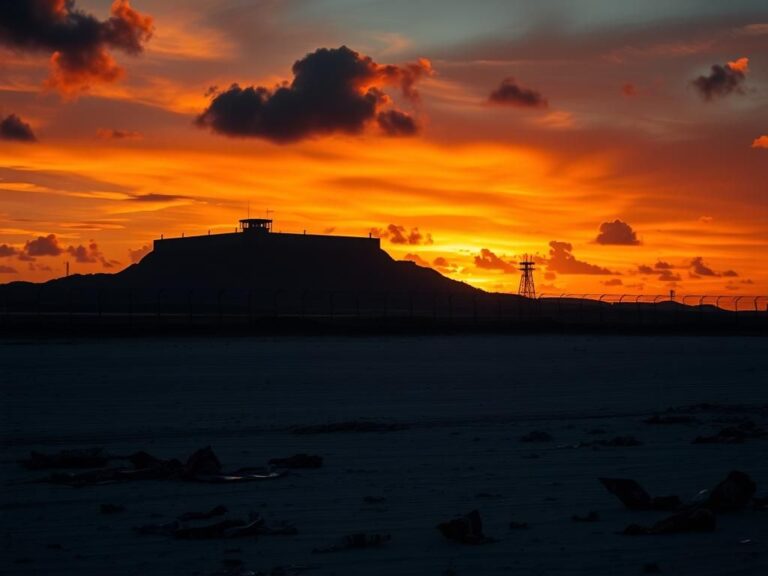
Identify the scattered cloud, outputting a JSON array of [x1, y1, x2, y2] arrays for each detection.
[[432, 256, 458, 274], [0, 265, 18, 274], [96, 128, 143, 140], [0, 113, 37, 142], [403, 252, 428, 266], [0, 0, 154, 94], [377, 110, 418, 136], [488, 77, 548, 108], [24, 233, 63, 256], [474, 248, 516, 274], [67, 241, 119, 268], [602, 278, 623, 286], [658, 269, 681, 282], [752, 135, 768, 149], [691, 57, 749, 101], [128, 244, 150, 263], [547, 241, 614, 275], [688, 256, 737, 279], [372, 224, 433, 245], [196, 46, 431, 143], [0, 244, 18, 257], [595, 219, 640, 245]]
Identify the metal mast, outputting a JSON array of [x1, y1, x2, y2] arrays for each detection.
[[518, 254, 536, 298]]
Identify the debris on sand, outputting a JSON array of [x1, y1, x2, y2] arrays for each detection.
[[572, 511, 600, 522], [183, 446, 222, 478], [363, 496, 387, 504], [100, 503, 124, 514], [508, 521, 529, 530], [19, 448, 109, 470], [693, 421, 767, 445], [178, 505, 228, 522], [35, 447, 282, 486], [437, 510, 494, 545], [138, 514, 296, 540], [519, 430, 552, 443], [290, 420, 408, 434], [706, 470, 756, 512], [643, 562, 662, 573], [624, 508, 716, 535], [599, 478, 681, 511], [644, 414, 696, 425], [268, 454, 323, 469], [313, 533, 391, 553]]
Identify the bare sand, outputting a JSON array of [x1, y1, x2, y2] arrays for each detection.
[[1, 335, 767, 575]]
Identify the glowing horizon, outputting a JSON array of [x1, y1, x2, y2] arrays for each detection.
[[1, 1, 766, 296]]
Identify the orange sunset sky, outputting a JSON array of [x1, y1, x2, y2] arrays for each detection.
[[0, 0, 766, 295]]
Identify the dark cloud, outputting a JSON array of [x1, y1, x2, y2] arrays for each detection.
[[0, 244, 18, 258], [196, 46, 430, 143], [722, 269, 738, 277], [602, 278, 623, 286], [403, 253, 429, 266], [488, 77, 548, 108], [128, 244, 150, 263], [692, 58, 749, 101], [474, 249, 516, 274], [96, 128, 142, 140], [0, 265, 18, 274], [690, 256, 718, 276], [0, 0, 153, 92], [67, 241, 119, 268], [658, 269, 681, 282], [595, 219, 640, 245], [0, 113, 37, 142], [373, 224, 433, 245], [621, 83, 637, 97], [655, 261, 674, 270], [24, 234, 63, 256], [432, 256, 458, 274], [637, 265, 654, 275], [377, 110, 418, 136], [547, 241, 614, 275]]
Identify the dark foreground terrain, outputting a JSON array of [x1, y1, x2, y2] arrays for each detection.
[[1, 335, 767, 575]]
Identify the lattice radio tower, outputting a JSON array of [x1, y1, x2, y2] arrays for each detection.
[[518, 254, 536, 298]]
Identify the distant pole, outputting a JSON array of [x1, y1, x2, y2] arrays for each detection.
[[518, 254, 536, 298]]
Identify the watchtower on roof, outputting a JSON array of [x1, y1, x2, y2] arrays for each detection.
[[239, 218, 272, 233]]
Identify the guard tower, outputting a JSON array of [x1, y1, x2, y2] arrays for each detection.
[[518, 254, 536, 298], [240, 218, 272, 234]]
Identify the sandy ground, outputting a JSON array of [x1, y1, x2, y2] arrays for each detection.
[[1, 335, 767, 575]]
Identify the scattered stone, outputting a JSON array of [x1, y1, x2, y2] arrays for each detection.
[[437, 510, 493, 545], [269, 454, 323, 469], [183, 446, 222, 478], [706, 470, 756, 512], [624, 508, 716, 535], [100, 503, 125, 514], [599, 478, 680, 511], [520, 430, 552, 443], [572, 511, 600, 522], [178, 505, 228, 522], [19, 448, 108, 470]]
